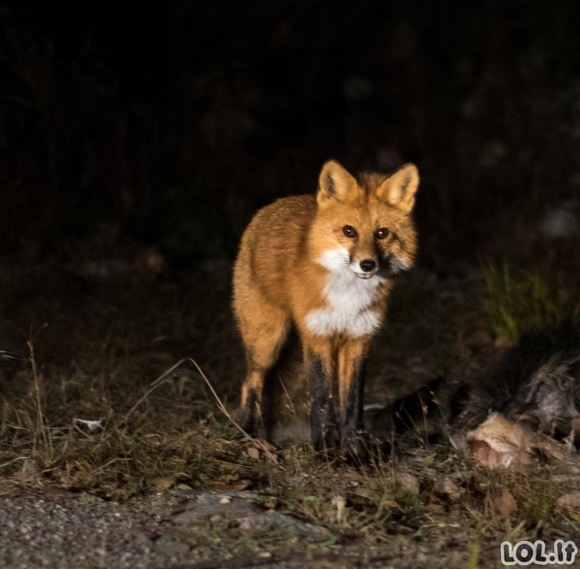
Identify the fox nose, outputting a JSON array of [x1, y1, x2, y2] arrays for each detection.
[[359, 259, 376, 273]]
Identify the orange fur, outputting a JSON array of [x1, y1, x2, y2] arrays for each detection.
[[233, 160, 419, 454]]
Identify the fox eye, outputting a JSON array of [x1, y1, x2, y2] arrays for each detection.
[[376, 228, 389, 239], [342, 225, 357, 238]]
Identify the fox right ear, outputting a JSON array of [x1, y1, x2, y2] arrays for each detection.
[[375, 163, 419, 213], [317, 160, 358, 208]]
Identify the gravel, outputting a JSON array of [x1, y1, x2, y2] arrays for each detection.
[[0, 487, 200, 569]]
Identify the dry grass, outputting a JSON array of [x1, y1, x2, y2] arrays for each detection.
[[0, 262, 578, 565]]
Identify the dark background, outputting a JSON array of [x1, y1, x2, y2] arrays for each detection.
[[1, 0, 580, 271]]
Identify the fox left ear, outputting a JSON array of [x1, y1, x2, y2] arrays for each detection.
[[316, 160, 358, 208], [376, 163, 419, 213]]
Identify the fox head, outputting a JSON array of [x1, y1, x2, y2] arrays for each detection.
[[310, 160, 419, 279]]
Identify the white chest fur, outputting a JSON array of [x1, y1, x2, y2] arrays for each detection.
[[305, 248, 384, 338]]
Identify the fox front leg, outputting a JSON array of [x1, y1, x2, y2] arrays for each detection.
[[304, 344, 340, 452], [338, 339, 370, 458]]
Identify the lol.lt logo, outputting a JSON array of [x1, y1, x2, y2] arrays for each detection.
[[501, 540, 578, 565]]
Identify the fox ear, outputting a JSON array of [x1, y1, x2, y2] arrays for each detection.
[[317, 160, 358, 208], [376, 163, 419, 213]]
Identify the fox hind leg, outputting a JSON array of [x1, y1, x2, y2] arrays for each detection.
[[237, 303, 290, 436]]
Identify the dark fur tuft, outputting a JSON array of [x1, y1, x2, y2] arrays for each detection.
[[462, 322, 580, 440]]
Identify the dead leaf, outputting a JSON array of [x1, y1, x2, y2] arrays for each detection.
[[493, 490, 518, 517], [332, 495, 346, 523], [249, 438, 273, 451], [352, 487, 375, 500], [251, 439, 278, 462], [467, 412, 567, 468], [469, 439, 492, 462], [206, 479, 250, 492], [557, 491, 580, 515], [433, 477, 464, 501], [425, 498, 445, 514], [264, 452, 278, 463], [246, 447, 260, 461], [150, 476, 177, 490], [108, 487, 128, 499], [68, 469, 96, 488]]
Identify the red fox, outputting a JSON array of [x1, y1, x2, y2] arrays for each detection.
[[232, 160, 419, 454]]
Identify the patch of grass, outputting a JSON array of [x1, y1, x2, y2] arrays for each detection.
[[0, 272, 254, 496], [481, 261, 580, 342], [1, 264, 580, 566]]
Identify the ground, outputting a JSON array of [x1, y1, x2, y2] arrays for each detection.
[[1, 248, 580, 569]]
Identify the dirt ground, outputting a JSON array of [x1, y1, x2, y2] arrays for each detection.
[[1, 257, 580, 569], [0, 486, 508, 569]]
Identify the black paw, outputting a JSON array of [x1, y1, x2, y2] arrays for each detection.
[[341, 431, 370, 464], [234, 406, 259, 436], [312, 423, 341, 454]]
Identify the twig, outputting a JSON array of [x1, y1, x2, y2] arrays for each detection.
[[0, 350, 26, 361], [27, 324, 49, 451], [0, 456, 28, 471], [121, 358, 249, 439]]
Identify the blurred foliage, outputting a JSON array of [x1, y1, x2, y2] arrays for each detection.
[[2, 1, 580, 265], [481, 261, 580, 342]]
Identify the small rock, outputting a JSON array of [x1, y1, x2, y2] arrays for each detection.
[[148, 505, 179, 519], [153, 535, 191, 557], [397, 473, 421, 495], [170, 498, 260, 526], [237, 511, 333, 542]]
